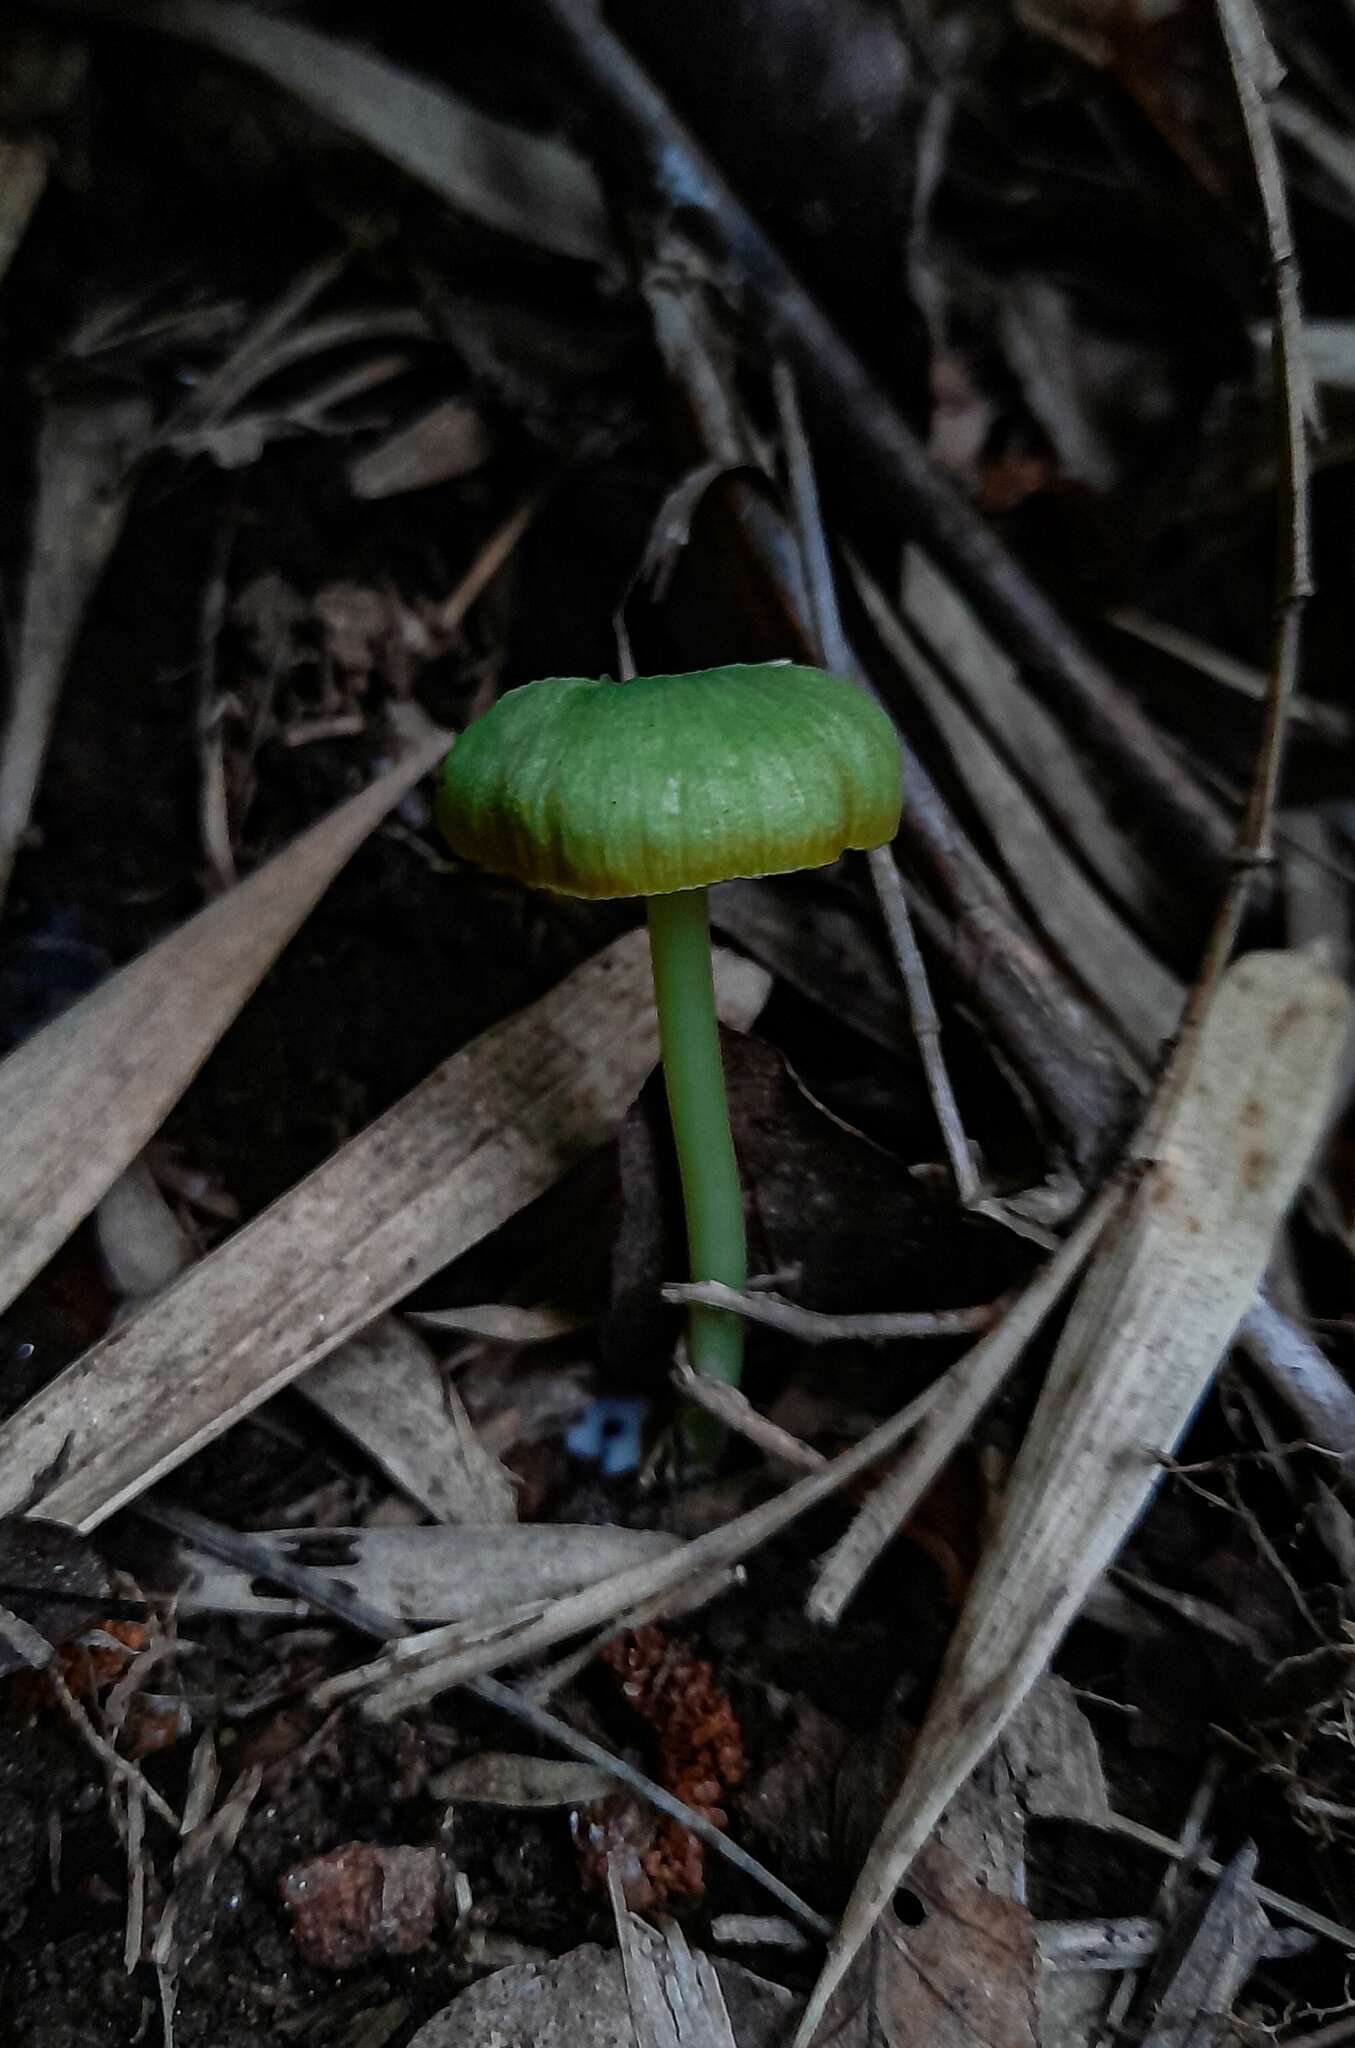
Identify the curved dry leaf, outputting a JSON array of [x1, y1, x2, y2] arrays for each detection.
[[0, 937, 767, 1532], [795, 950, 1351, 2046], [410, 1943, 795, 2048], [118, 0, 610, 262], [0, 726, 449, 1322]]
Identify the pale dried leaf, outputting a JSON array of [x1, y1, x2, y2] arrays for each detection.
[[1111, 609, 1349, 743], [0, 138, 48, 285], [407, 1304, 582, 1343], [0, 391, 151, 913], [999, 279, 1117, 490], [121, 0, 610, 261], [0, 726, 449, 1322], [710, 1917, 809, 1952], [1139, 1847, 1268, 2048], [1283, 815, 1352, 972], [1273, 94, 1355, 210], [0, 937, 765, 1531], [612, 1877, 738, 2048], [896, 551, 1165, 946], [820, 1770, 1037, 2048], [442, 1375, 517, 1524], [431, 1754, 620, 1807], [864, 554, 1180, 1063], [349, 398, 494, 498], [794, 951, 1350, 2046], [303, 1316, 519, 1521], [1301, 320, 1355, 389], [1004, 1676, 1109, 1826], [94, 1158, 192, 1301], [408, 1945, 795, 2048], [174, 1523, 680, 1623], [0, 26, 85, 283]]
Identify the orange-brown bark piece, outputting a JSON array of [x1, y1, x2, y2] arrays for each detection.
[[578, 1625, 744, 1909]]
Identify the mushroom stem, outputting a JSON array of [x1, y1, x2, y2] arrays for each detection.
[[645, 887, 747, 1388]]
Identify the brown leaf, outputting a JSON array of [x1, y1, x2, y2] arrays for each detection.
[[822, 1774, 1037, 2048]]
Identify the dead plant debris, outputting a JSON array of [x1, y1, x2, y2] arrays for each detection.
[[3, 2, 1355, 2045]]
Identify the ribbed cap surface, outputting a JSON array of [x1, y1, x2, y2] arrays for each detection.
[[436, 664, 902, 898]]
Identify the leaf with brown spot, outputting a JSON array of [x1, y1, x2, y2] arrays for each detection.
[[821, 1774, 1037, 2048]]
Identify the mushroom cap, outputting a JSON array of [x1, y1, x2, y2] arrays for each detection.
[[435, 663, 902, 899]]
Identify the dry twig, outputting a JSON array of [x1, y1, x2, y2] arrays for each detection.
[[670, 1360, 824, 1472], [48, 1667, 180, 1832], [770, 359, 982, 1206], [156, 1502, 829, 1935], [1141, 0, 1315, 1151], [316, 1196, 1115, 1722], [646, 241, 1129, 1165], [663, 1280, 1003, 1346]]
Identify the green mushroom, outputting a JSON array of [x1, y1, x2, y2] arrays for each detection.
[[436, 663, 902, 1393]]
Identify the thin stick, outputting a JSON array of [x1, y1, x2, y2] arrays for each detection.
[[471, 1673, 831, 1937], [1102, 1810, 1355, 1953], [48, 1666, 181, 1833], [1282, 2016, 1355, 2048], [806, 1180, 1123, 1627], [0, 1599, 56, 1670], [671, 1360, 825, 1471], [1237, 1298, 1355, 1462], [867, 845, 981, 1202], [153, 1500, 827, 1935], [1217, 0, 1313, 867], [770, 358, 981, 1205], [429, 488, 548, 641], [1141, 0, 1313, 1153], [663, 1280, 1004, 1346], [318, 1373, 955, 1714]]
